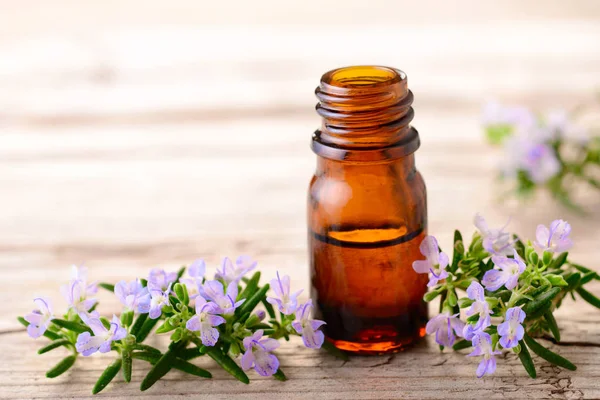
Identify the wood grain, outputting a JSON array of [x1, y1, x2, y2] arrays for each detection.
[[1, 1, 600, 398]]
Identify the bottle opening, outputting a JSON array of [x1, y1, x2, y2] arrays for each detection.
[[321, 66, 404, 90], [313, 65, 418, 162]]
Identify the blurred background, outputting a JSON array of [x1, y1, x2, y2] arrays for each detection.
[[2, 0, 600, 328]]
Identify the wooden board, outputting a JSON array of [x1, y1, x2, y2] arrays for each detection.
[[1, 1, 600, 398]]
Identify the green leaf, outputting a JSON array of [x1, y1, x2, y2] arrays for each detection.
[[237, 312, 251, 325], [571, 263, 600, 280], [452, 340, 472, 351], [438, 291, 447, 314], [99, 283, 115, 292], [544, 311, 561, 342], [140, 342, 183, 391], [178, 347, 201, 361], [251, 323, 272, 330], [46, 355, 77, 378], [488, 290, 511, 303], [522, 287, 561, 318], [580, 271, 597, 286], [458, 297, 474, 308], [576, 287, 600, 309], [549, 252, 568, 270], [485, 297, 499, 309], [133, 343, 162, 354], [92, 358, 122, 394], [262, 299, 276, 319], [565, 272, 581, 290], [450, 230, 464, 273], [176, 266, 186, 281], [171, 358, 212, 378], [523, 334, 576, 371], [170, 329, 183, 342], [132, 351, 210, 377], [131, 351, 159, 363], [130, 313, 149, 338], [100, 317, 111, 330], [155, 319, 176, 334], [206, 347, 250, 384], [236, 284, 270, 317], [52, 318, 92, 334], [238, 271, 261, 301], [38, 339, 72, 354], [122, 351, 132, 382], [517, 341, 536, 378], [135, 317, 160, 342], [273, 368, 287, 381], [320, 340, 349, 361], [424, 289, 442, 302]]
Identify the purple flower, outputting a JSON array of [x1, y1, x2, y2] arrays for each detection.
[[465, 282, 492, 331], [241, 329, 280, 377], [292, 300, 326, 349], [468, 332, 501, 378], [147, 268, 177, 291], [215, 256, 257, 285], [498, 307, 526, 349], [201, 280, 244, 315], [185, 296, 225, 347], [474, 213, 514, 256], [148, 284, 172, 319], [482, 249, 526, 291], [266, 272, 303, 315], [70, 265, 98, 297], [502, 135, 560, 184], [462, 324, 480, 341], [24, 297, 54, 339], [412, 236, 450, 287], [115, 279, 151, 313], [523, 142, 561, 184], [60, 279, 98, 321], [76, 315, 127, 356], [180, 259, 206, 298], [534, 219, 573, 254], [426, 312, 465, 347]]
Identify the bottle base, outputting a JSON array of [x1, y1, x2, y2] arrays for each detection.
[[326, 326, 426, 355]]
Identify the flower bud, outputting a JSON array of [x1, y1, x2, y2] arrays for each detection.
[[545, 274, 568, 287], [447, 290, 458, 307], [527, 250, 539, 266], [542, 251, 553, 266], [525, 245, 535, 262], [124, 334, 136, 346], [170, 328, 182, 342], [256, 310, 266, 322]]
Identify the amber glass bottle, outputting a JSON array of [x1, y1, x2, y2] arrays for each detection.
[[308, 66, 428, 355]]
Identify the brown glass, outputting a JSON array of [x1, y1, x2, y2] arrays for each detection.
[[308, 66, 428, 355]]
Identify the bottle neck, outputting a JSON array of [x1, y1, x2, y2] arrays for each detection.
[[316, 154, 416, 178], [312, 66, 420, 163]]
